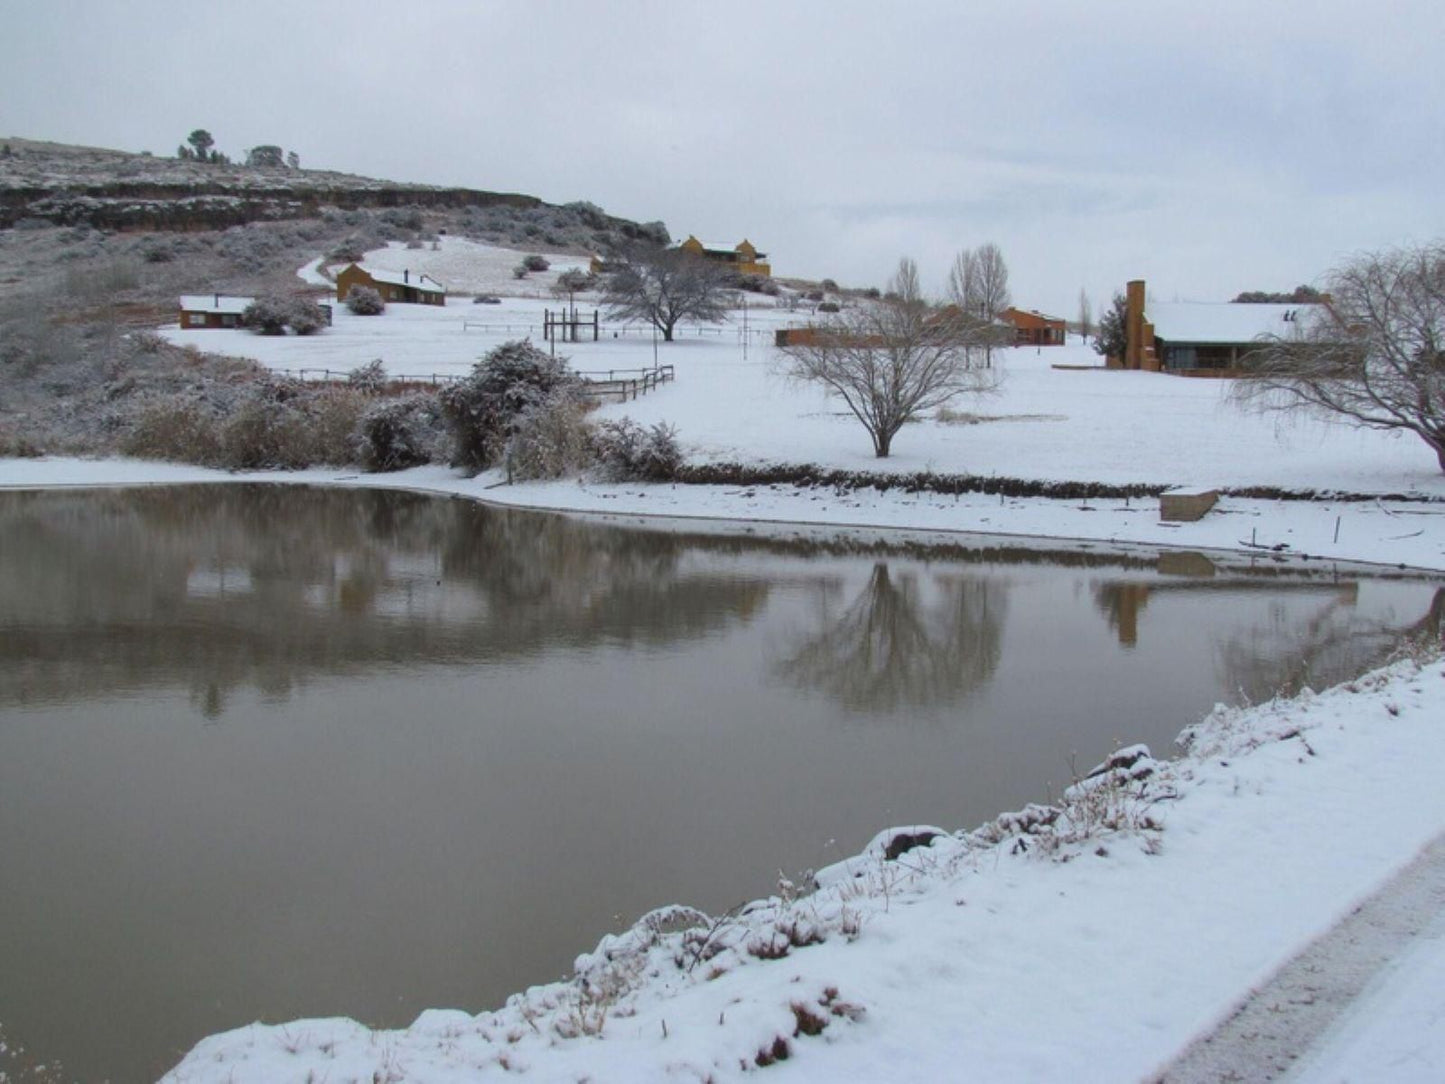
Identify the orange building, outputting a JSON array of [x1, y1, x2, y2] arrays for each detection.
[[335, 264, 445, 306], [676, 236, 771, 277], [1001, 307, 1066, 346], [178, 294, 253, 328]]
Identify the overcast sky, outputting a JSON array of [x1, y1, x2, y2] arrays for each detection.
[[3, 1, 1442, 317]]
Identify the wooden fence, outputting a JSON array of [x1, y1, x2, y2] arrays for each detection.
[[573, 365, 675, 402], [265, 364, 675, 401]]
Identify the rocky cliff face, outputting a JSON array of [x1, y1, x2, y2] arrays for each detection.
[[0, 137, 663, 244]]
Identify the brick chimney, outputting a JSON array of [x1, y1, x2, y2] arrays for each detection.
[[1125, 280, 1145, 369]]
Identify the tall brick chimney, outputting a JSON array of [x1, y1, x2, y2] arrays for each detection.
[[1125, 280, 1146, 369]]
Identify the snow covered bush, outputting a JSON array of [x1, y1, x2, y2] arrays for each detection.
[[121, 398, 223, 463], [523, 254, 550, 272], [243, 296, 327, 336], [344, 285, 385, 315], [0, 423, 44, 457], [353, 393, 446, 472], [506, 396, 592, 480], [438, 340, 584, 474], [346, 359, 387, 391], [242, 296, 291, 335], [328, 237, 368, 263], [590, 419, 683, 482], [286, 298, 328, 336]]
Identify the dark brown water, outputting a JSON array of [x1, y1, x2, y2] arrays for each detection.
[[0, 485, 1437, 1082]]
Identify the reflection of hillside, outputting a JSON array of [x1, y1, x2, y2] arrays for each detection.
[[775, 563, 1006, 713], [0, 487, 768, 715]]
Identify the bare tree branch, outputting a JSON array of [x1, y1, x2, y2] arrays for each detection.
[[600, 242, 730, 342], [1233, 241, 1445, 472], [780, 259, 1001, 457]]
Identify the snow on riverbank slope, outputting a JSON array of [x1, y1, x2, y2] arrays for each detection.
[[155, 646, 1445, 1083]]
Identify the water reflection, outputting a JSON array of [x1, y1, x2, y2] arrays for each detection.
[[0, 487, 771, 715], [776, 563, 1006, 712], [1, 486, 1440, 1083]]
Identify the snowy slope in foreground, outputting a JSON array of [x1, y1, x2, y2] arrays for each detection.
[[161, 649, 1445, 1083]]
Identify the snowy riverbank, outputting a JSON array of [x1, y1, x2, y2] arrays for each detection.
[[2, 457, 1442, 1081]]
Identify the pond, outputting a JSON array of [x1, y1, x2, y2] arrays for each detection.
[[0, 485, 1438, 1081]]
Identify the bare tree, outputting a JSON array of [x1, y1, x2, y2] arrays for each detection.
[[780, 257, 999, 457], [946, 243, 1012, 366], [1077, 288, 1093, 344], [551, 268, 594, 307], [775, 564, 1006, 712], [1234, 241, 1445, 472], [600, 242, 730, 341]]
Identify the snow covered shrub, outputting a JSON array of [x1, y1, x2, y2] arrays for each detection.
[[817, 301, 840, 313], [506, 396, 592, 480], [122, 399, 223, 463], [217, 226, 285, 272], [328, 237, 368, 263], [439, 340, 584, 473], [305, 388, 370, 464], [218, 391, 315, 469], [243, 296, 327, 336], [242, 296, 291, 335], [590, 419, 682, 482], [0, 424, 43, 457], [354, 393, 445, 472], [512, 264, 529, 280], [523, 254, 550, 272], [347, 358, 388, 391], [141, 240, 176, 263], [345, 285, 385, 315], [286, 298, 328, 336]]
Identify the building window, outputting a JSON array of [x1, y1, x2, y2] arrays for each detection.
[[187, 313, 206, 326]]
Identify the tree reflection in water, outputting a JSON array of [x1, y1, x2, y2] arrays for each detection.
[[774, 562, 1006, 712], [1216, 585, 1444, 702]]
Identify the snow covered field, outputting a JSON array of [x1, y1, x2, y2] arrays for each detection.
[[161, 240, 1445, 500], [9, 241, 1445, 1081]]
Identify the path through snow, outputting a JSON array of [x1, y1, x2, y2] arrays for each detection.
[[1157, 832, 1445, 1082]]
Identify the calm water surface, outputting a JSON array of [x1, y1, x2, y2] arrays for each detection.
[[0, 485, 1438, 1081]]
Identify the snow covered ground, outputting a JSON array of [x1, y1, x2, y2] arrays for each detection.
[[9, 244, 1445, 1080], [161, 242, 1445, 502]]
